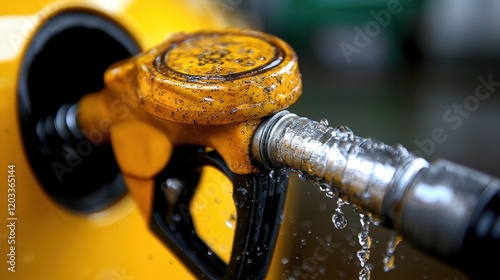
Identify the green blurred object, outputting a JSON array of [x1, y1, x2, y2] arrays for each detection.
[[241, 0, 427, 67]]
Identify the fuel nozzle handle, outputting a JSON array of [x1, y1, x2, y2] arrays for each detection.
[[252, 110, 500, 277]]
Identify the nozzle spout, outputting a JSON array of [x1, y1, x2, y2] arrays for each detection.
[[251, 110, 500, 278], [251, 110, 429, 221]]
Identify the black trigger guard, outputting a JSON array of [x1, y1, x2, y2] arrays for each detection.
[[150, 146, 290, 279]]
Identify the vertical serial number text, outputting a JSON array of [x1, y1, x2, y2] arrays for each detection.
[[7, 164, 16, 272]]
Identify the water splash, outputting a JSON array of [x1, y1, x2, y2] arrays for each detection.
[[332, 197, 348, 229], [314, 181, 336, 199], [319, 118, 329, 127], [334, 125, 354, 141], [357, 213, 372, 280], [383, 232, 403, 272]]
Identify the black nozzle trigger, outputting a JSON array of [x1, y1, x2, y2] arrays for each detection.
[[150, 146, 290, 279]]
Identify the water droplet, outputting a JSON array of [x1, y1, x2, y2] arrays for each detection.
[[370, 215, 381, 226], [332, 197, 348, 229], [208, 250, 213, 256], [332, 212, 347, 229], [203, 96, 215, 102], [247, 259, 253, 264], [297, 171, 307, 182], [243, 60, 255, 66], [281, 257, 289, 265], [357, 250, 370, 267], [165, 178, 183, 190], [335, 125, 354, 141], [279, 213, 285, 223], [172, 213, 182, 222], [325, 190, 335, 199], [395, 143, 409, 158], [300, 238, 307, 246], [358, 266, 371, 280], [383, 232, 403, 272], [225, 219, 234, 229], [234, 187, 248, 208]]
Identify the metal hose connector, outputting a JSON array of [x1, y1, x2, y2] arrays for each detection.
[[36, 103, 84, 153], [251, 110, 429, 224]]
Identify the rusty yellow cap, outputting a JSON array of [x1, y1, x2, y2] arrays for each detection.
[[132, 29, 302, 125]]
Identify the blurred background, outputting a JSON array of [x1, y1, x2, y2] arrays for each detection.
[[219, 0, 500, 279]]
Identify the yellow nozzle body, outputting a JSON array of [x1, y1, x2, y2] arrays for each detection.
[[78, 28, 302, 219]]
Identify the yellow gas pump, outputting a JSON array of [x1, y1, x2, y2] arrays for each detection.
[[0, 1, 247, 279]]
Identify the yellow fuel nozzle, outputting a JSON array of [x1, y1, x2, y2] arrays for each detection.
[[80, 28, 302, 174], [77, 28, 302, 218]]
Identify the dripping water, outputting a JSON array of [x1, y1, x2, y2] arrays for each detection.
[[357, 213, 372, 280], [383, 232, 403, 272]]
